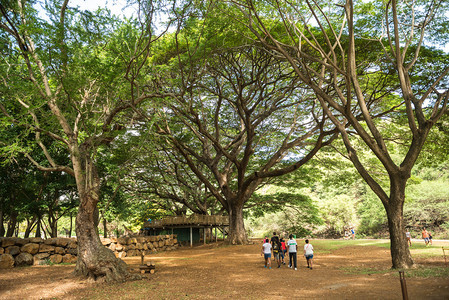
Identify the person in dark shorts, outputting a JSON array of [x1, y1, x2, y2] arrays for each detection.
[[271, 232, 282, 268]]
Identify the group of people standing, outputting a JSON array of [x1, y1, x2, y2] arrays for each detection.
[[261, 232, 314, 270]]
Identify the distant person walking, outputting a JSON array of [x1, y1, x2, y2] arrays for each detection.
[[280, 238, 287, 265], [271, 232, 282, 268], [304, 239, 314, 270], [428, 230, 433, 245], [422, 227, 430, 246], [287, 234, 298, 270], [405, 230, 412, 246], [261, 239, 272, 269], [350, 228, 355, 240]]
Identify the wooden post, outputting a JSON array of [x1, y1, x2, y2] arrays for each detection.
[[203, 227, 206, 245], [399, 271, 408, 300], [190, 226, 193, 248]]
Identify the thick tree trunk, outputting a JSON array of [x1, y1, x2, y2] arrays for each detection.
[[0, 209, 4, 237], [69, 212, 73, 237], [385, 177, 414, 269], [35, 217, 41, 238], [228, 203, 248, 245], [74, 194, 131, 282], [103, 218, 108, 238], [6, 210, 17, 237], [72, 154, 135, 282], [24, 216, 37, 238]]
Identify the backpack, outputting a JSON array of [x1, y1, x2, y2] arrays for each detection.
[[272, 237, 280, 252]]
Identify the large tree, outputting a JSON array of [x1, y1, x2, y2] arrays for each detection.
[[0, 0, 172, 281], [229, 0, 449, 267], [150, 36, 337, 243]]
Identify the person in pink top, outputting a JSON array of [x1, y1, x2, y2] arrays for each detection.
[[280, 238, 287, 265]]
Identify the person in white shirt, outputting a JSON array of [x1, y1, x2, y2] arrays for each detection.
[[287, 234, 298, 270], [304, 239, 314, 270], [405, 230, 412, 246], [261, 239, 272, 269]]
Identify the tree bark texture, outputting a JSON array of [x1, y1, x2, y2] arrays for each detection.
[[72, 156, 134, 282], [385, 176, 414, 268], [0, 209, 4, 237], [74, 201, 129, 282], [228, 203, 248, 245]]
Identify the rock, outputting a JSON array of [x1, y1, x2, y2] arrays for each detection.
[[29, 237, 43, 244], [127, 250, 140, 257], [21, 243, 40, 255], [39, 244, 55, 253], [136, 237, 145, 244], [54, 247, 65, 254], [110, 237, 117, 243], [148, 243, 155, 250], [158, 241, 165, 248], [125, 244, 136, 251], [101, 238, 112, 246], [117, 237, 129, 245], [115, 244, 124, 251], [49, 254, 63, 264], [5, 246, 20, 256], [117, 251, 127, 258], [0, 247, 4, 254], [108, 243, 116, 251], [62, 254, 77, 264], [67, 248, 77, 256], [55, 238, 71, 247], [44, 238, 58, 245], [1, 238, 16, 247], [14, 238, 30, 246], [129, 237, 138, 244], [67, 240, 77, 249], [33, 253, 50, 265], [0, 254, 15, 269], [15, 252, 33, 266], [136, 243, 144, 250]]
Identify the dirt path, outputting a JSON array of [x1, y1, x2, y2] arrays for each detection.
[[1, 240, 448, 299]]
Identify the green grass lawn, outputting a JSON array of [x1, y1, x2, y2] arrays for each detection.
[[310, 239, 449, 278]]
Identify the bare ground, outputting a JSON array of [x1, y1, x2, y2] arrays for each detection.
[[1, 239, 448, 299]]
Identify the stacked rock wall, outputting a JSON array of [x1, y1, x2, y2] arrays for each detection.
[[102, 235, 178, 258], [0, 234, 178, 269]]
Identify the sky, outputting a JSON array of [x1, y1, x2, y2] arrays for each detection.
[[69, 0, 134, 18]]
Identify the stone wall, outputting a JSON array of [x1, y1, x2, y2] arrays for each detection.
[[0, 234, 178, 269]]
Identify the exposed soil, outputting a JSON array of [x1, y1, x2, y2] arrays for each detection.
[[1, 239, 448, 299]]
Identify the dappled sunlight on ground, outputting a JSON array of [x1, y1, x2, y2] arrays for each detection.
[[1, 240, 449, 299]]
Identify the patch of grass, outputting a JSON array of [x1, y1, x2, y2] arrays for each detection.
[[395, 266, 449, 278], [309, 239, 391, 254], [338, 266, 393, 276], [409, 244, 446, 258]]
